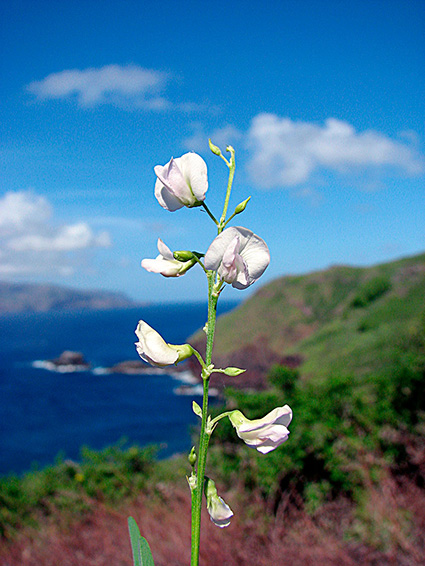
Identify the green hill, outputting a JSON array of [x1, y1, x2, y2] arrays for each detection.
[[190, 252, 425, 387], [203, 251, 425, 529]]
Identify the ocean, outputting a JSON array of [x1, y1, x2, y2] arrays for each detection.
[[0, 301, 238, 476]]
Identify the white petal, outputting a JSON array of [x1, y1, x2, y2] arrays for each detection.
[[178, 153, 208, 202], [239, 406, 292, 433], [154, 178, 184, 211], [135, 320, 178, 366], [234, 228, 270, 289], [154, 160, 192, 203], [204, 228, 240, 271], [207, 497, 234, 528], [157, 238, 174, 260], [141, 257, 182, 277]]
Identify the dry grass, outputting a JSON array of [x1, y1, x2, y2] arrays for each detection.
[[1, 475, 424, 566]]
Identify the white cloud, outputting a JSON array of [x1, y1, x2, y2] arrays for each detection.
[[0, 191, 111, 276], [246, 114, 425, 188], [26, 64, 211, 112], [27, 64, 169, 108], [0, 191, 51, 236], [8, 223, 110, 252]]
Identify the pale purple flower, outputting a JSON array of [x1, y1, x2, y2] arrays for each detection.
[[135, 320, 192, 367], [229, 405, 292, 454], [154, 152, 208, 211], [204, 226, 270, 289], [141, 239, 195, 277]]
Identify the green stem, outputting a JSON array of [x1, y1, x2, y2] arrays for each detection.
[[190, 271, 218, 566], [202, 202, 219, 226], [218, 147, 235, 232]]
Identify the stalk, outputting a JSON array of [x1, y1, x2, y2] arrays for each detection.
[[190, 271, 218, 566]]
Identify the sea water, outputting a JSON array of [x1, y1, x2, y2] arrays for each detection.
[[0, 301, 237, 476]]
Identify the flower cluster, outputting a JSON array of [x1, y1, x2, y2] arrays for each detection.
[[134, 146, 292, 538]]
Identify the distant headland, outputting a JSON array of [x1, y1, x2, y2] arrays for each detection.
[[0, 281, 140, 314]]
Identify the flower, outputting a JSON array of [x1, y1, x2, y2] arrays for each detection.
[[141, 239, 196, 277], [204, 226, 270, 289], [154, 152, 208, 211], [204, 478, 233, 528], [135, 320, 192, 367], [229, 405, 292, 454]]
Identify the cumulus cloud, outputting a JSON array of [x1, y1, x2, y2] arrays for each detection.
[[0, 191, 111, 276], [246, 114, 424, 189], [27, 64, 170, 108]]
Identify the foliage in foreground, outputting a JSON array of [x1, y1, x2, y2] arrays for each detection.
[[209, 313, 425, 514], [0, 442, 161, 538]]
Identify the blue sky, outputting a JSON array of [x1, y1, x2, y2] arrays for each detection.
[[1, 0, 424, 303]]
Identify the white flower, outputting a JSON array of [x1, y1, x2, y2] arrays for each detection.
[[204, 478, 233, 528], [154, 152, 208, 211], [204, 226, 270, 289], [141, 239, 195, 277], [135, 320, 192, 367], [229, 405, 292, 454]]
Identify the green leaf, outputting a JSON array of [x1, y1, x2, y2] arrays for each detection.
[[128, 517, 155, 566]]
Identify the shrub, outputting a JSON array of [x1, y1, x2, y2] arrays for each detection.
[[351, 276, 391, 308]]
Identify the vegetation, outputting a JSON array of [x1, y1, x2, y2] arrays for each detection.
[[1, 252, 425, 564], [190, 252, 425, 385]]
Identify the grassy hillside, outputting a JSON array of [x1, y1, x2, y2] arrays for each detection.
[[192, 252, 425, 385]]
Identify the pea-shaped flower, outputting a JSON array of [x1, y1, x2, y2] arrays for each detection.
[[229, 405, 292, 454], [204, 226, 270, 289], [141, 239, 196, 277], [135, 320, 193, 367], [204, 478, 233, 528], [154, 152, 208, 211]]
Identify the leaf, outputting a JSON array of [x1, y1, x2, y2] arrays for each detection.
[[128, 517, 155, 566], [192, 400, 202, 418]]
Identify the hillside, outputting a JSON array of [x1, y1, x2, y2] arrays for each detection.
[[189, 252, 425, 388], [0, 281, 138, 314]]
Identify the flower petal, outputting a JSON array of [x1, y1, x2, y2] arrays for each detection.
[[141, 257, 183, 277], [238, 406, 293, 432], [230, 405, 292, 454], [135, 320, 179, 367], [205, 226, 270, 290], [154, 178, 185, 211], [156, 238, 174, 260], [154, 159, 191, 203], [178, 153, 208, 202], [204, 228, 240, 271]]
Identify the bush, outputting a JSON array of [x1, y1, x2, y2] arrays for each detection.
[[351, 276, 391, 308], [268, 365, 299, 394]]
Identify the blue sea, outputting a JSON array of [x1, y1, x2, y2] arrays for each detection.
[[0, 301, 238, 476]]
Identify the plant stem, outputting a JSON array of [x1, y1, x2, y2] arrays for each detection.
[[218, 147, 235, 232], [190, 271, 218, 566], [202, 202, 219, 226]]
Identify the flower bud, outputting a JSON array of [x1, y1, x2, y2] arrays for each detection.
[[208, 139, 222, 156], [234, 196, 251, 215], [173, 250, 194, 261], [222, 367, 246, 376], [192, 401, 202, 418], [188, 446, 197, 466]]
